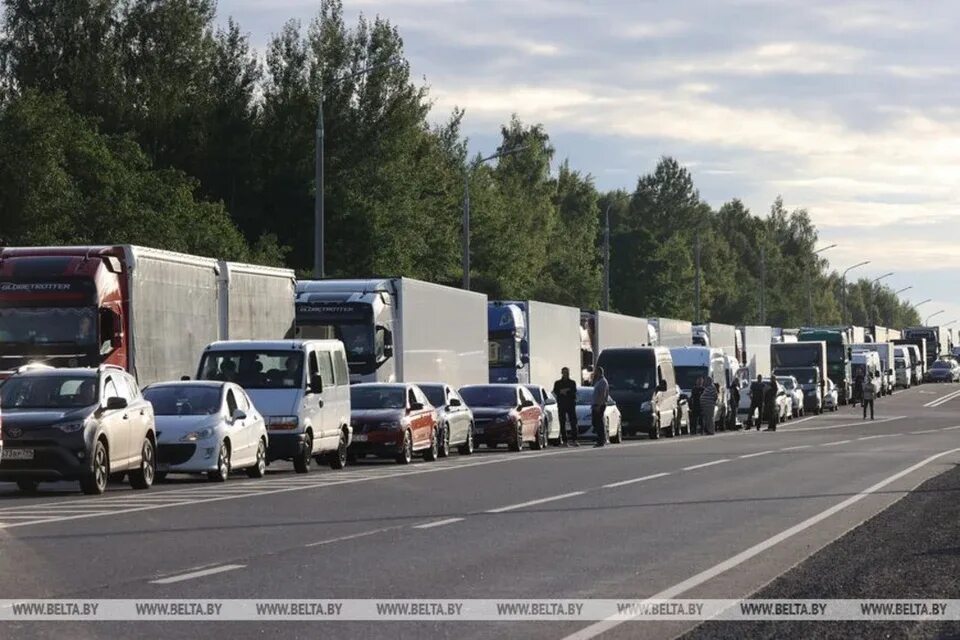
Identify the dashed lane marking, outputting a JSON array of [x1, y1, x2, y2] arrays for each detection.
[[149, 564, 245, 585]]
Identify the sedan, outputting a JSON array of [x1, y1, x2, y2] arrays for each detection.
[[761, 379, 792, 423], [524, 384, 562, 445], [417, 383, 475, 456], [574, 387, 622, 443], [459, 384, 545, 451], [143, 381, 267, 482], [776, 375, 804, 418], [925, 360, 960, 383], [349, 384, 438, 464]]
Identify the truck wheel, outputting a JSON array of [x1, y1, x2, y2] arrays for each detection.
[[294, 433, 313, 474], [246, 439, 267, 478], [438, 424, 451, 458], [396, 430, 413, 464], [424, 427, 439, 461], [129, 438, 155, 490], [457, 427, 474, 455], [328, 430, 348, 470]]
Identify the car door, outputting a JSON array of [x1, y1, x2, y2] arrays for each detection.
[[406, 386, 428, 449], [122, 372, 152, 447], [444, 387, 468, 444], [223, 386, 249, 465], [518, 387, 539, 440], [330, 346, 350, 439], [540, 386, 558, 439], [303, 348, 326, 450], [100, 375, 131, 470]]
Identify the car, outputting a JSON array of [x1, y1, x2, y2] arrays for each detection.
[[142, 381, 268, 482], [823, 378, 839, 411], [0, 365, 156, 495], [415, 383, 475, 456], [523, 384, 562, 445], [676, 385, 691, 434], [574, 387, 622, 443], [349, 384, 438, 464], [458, 384, 545, 451], [925, 359, 960, 383], [196, 340, 352, 473], [761, 378, 791, 423], [596, 347, 680, 439], [773, 366, 822, 415], [775, 375, 804, 418]]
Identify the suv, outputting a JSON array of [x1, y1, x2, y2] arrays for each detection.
[[0, 365, 157, 494]]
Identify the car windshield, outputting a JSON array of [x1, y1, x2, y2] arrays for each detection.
[[488, 336, 516, 367], [673, 365, 708, 390], [826, 343, 846, 361], [143, 386, 221, 416], [576, 388, 596, 404], [0, 307, 98, 346], [460, 386, 518, 407], [895, 358, 906, 368], [419, 385, 446, 408], [0, 374, 98, 409], [350, 386, 407, 410], [597, 352, 657, 392], [198, 351, 304, 389]]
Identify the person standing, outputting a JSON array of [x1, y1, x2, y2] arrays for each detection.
[[749, 375, 765, 430], [592, 366, 610, 447], [853, 372, 864, 408], [862, 372, 876, 420], [765, 376, 780, 431], [689, 377, 704, 435], [729, 381, 741, 430], [700, 377, 718, 435], [552, 367, 577, 446]]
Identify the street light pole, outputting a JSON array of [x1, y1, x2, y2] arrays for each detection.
[[602, 193, 630, 312], [807, 243, 837, 325], [314, 58, 401, 278], [840, 260, 870, 323], [869, 271, 894, 325], [926, 310, 944, 325], [462, 145, 527, 290]]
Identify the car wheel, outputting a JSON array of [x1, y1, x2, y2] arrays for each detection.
[[395, 430, 413, 464], [207, 441, 231, 482], [438, 424, 451, 458], [509, 422, 523, 452], [327, 430, 348, 470], [665, 413, 676, 438], [247, 438, 268, 478], [424, 427, 439, 461], [532, 418, 546, 450], [457, 425, 474, 455], [610, 420, 622, 444], [129, 437, 155, 490], [649, 414, 661, 440], [16, 479, 39, 493], [293, 432, 313, 474], [80, 440, 109, 495]]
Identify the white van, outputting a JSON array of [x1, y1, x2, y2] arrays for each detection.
[[196, 340, 352, 473], [669, 346, 729, 431], [894, 346, 912, 389], [596, 347, 679, 439], [851, 351, 881, 399]]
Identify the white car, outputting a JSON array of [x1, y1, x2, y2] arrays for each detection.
[[143, 381, 268, 482], [575, 387, 622, 443], [823, 378, 839, 412], [524, 384, 562, 444], [776, 375, 804, 418]]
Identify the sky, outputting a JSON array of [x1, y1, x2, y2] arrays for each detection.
[[219, 0, 960, 330]]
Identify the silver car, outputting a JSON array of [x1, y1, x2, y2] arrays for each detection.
[[524, 385, 562, 445], [776, 375, 804, 418], [417, 383, 475, 456]]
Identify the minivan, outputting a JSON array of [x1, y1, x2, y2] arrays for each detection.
[[596, 347, 679, 439], [196, 340, 351, 473], [670, 346, 728, 432]]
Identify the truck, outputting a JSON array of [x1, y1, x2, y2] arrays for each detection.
[[770, 341, 828, 414], [651, 317, 693, 347], [691, 323, 738, 360], [486, 300, 581, 386], [741, 326, 773, 380], [581, 311, 649, 384], [797, 327, 852, 405], [893, 338, 928, 380], [903, 327, 944, 368], [0, 246, 296, 385], [851, 342, 895, 396], [293, 278, 488, 387]]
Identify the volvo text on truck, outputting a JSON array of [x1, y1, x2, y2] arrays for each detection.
[[294, 278, 488, 387], [487, 301, 581, 386], [580, 311, 649, 384]]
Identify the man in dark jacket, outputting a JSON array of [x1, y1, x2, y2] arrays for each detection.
[[689, 377, 703, 435], [729, 382, 741, 429], [765, 377, 780, 431], [749, 374, 765, 430], [552, 367, 577, 446]]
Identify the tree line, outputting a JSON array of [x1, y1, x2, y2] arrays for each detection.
[[0, 0, 919, 328]]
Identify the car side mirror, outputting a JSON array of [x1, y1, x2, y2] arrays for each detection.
[[232, 409, 247, 422], [105, 396, 127, 411], [309, 374, 323, 395], [383, 344, 394, 358], [520, 354, 530, 366], [181, 375, 191, 381]]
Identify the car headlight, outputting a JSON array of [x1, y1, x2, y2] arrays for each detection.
[[266, 416, 299, 430], [640, 401, 652, 412], [55, 422, 85, 434], [180, 427, 215, 442]]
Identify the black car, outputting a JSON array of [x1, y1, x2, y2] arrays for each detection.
[[0, 365, 157, 494]]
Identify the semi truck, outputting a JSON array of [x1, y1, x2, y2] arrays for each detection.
[[691, 323, 739, 360], [293, 278, 488, 387], [580, 311, 649, 383], [486, 300, 580, 386], [651, 317, 693, 347], [0, 246, 295, 385], [797, 327, 852, 404], [903, 326, 945, 367]]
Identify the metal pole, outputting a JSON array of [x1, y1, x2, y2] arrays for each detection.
[[694, 231, 701, 323], [807, 244, 836, 325], [603, 203, 611, 311], [760, 246, 765, 324], [314, 99, 325, 277], [462, 172, 471, 290]]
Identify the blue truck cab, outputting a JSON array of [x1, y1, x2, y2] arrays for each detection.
[[488, 302, 530, 383]]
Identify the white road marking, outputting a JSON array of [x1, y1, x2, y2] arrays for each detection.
[[563, 447, 960, 640], [739, 450, 774, 459], [412, 517, 464, 529], [486, 491, 585, 514], [305, 525, 405, 548], [786, 416, 902, 432], [857, 434, 895, 441], [149, 564, 245, 585], [942, 425, 960, 431], [779, 445, 812, 451], [923, 388, 960, 407], [821, 440, 852, 447], [911, 429, 940, 434], [602, 472, 671, 489], [682, 459, 730, 471]]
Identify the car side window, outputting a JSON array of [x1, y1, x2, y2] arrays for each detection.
[[226, 389, 239, 416], [317, 350, 334, 388], [308, 351, 319, 381], [407, 388, 417, 407], [234, 388, 250, 412], [415, 387, 429, 406], [332, 349, 349, 385]]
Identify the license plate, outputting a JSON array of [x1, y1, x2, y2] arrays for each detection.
[[3, 448, 34, 460], [353, 434, 368, 442]]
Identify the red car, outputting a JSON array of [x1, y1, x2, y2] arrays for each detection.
[[349, 384, 438, 464], [458, 384, 545, 451]]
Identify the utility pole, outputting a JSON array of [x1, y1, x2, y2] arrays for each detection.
[[694, 231, 701, 324], [759, 246, 766, 324], [807, 243, 837, 325], [602, 204, 611, 311]]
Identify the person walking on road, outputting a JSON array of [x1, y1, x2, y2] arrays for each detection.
[[749, 375, 765, 430], [689, 377, 704, 435], [862, 372, 876, 420], [700, 376, 718, 435], [552, 367, 577, 446], [592, 366, 610, 447]]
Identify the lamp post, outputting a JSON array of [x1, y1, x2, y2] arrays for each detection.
[[869, 272, 894, 325], [926, 310, 944, 325], [602, 193, 630, 311], [893, 286, 912, 296], [840, 260, 870, 323], [807, 243, 837, 324], [462, 145, 527, 290], [314, 58, 402, 278]]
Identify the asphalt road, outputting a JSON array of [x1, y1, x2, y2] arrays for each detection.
[[2, 383, 960, 640]]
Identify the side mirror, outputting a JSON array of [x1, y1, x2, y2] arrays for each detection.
[[409, 402, 424, 411], [383, 344, 394, 358], [309, 374, 323, 395], [520, 354, 530, 365], [105, 396, 127, 411], [232, 409, 247, 421], [657, 379, 668, 393]]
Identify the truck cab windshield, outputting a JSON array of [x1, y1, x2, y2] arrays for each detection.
[[0, 307, 97, 345], [488, 336, 516, 367]]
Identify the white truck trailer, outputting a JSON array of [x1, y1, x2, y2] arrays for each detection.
[[692, 323, 737, 359], [741, 325, 773, 379], [218, 261, 296, 341], [651, 317, 693, 347], [581, 311, 649, 383], [487, 300, 581, 387], [294, 278, 488, 387]]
